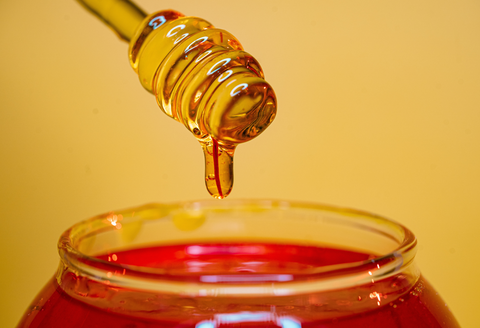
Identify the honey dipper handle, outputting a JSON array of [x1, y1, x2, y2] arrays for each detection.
[[76, 0, 147, 41]]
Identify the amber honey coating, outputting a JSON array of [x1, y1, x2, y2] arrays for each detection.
[[129, 10, 184, 70], [129, 11, 277, 198]]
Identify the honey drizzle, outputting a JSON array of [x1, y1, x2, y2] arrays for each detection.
[[212, 138, 223, 198], [76, 1, 276, 199]]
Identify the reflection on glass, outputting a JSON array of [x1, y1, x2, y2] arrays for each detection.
[[195, 312, 302, 328], [230, 82, 249, 96], [149, 15, 166, 29], [185, 36, 209, 53], [207, 58, 232, 75], [166, 24, 186, 37]]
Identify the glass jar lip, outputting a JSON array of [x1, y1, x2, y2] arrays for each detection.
[[58, 199, 417, 296]]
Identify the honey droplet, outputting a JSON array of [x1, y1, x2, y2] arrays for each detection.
[[201, 138, 235, 199]]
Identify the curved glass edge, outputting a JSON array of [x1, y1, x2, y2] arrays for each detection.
[[57, 199, 419, 298]]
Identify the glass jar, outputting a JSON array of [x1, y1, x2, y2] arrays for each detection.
[[17, 200, 459, 327]]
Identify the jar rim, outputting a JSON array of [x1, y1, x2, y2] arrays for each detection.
[[57, 199, 418, 297]]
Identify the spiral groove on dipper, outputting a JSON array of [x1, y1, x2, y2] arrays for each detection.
[[128, 10, 277, 198], [129, 10, 276, 146]]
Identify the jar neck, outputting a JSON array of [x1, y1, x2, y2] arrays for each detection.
[[56, 200, 419, 322]]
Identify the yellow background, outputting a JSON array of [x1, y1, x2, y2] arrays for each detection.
[[1, 0, 479, 326]]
